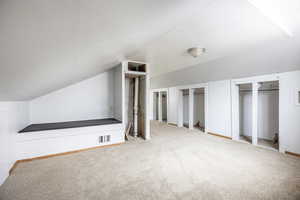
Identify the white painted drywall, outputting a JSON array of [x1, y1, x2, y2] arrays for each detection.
[[30, 70, 115, 124], [113, 65, 123, 121], [152, 70, 300, 154], [0, 66, 152, 186], [0, 102, 124, 187], [279, 71, 300, 154], [183, 94, 189, 125], [207, 80, 232, 137], [0, 68, 126, 186], [151, 66, 300, 156], [0, 102, 29, 185], [167, 87, 178, 124]]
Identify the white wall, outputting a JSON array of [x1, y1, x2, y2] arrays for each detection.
[[0, 100, 126, 187], [152, 70, 300, 154], [279, 71, 300, 154], [207, 80, 232, 137], [30, 70, 115, 124], [0, 68, 126, 186], [183, 94, 189, 125], [22, 66, 125, 161], [167, 87, 178, 124], [0, 102, 29, 185], [113, 65, 123, 121]]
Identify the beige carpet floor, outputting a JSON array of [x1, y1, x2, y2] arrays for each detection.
[[0, 121, 300, 200]]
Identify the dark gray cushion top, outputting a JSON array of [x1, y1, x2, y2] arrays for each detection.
[[19, 118, 122, 133]]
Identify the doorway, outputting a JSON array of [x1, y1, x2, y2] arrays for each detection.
[[161, 91, 168, 122], [239, 83, 253, 144], [257, 81, 279, 150], [232, 78, 280, 151], [193, 88, 205, 132], [153, 92, 159, 121], [182, 89, 189, 128]]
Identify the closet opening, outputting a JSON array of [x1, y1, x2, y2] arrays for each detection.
[[182, 89, 189, 128], [161, 91, 168, 122], [239, 83, 253, 144], [153, 92, 159, 121], [193, 88, 205, 132], [124, 73, 146, 138], [257, 81, 279, 150]]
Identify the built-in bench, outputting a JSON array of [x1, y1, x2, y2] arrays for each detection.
[[15, 118, 125, 162], [19, 118, 122, 133]]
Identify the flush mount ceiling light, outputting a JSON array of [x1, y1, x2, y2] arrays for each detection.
[[187, 47, 206, 58]]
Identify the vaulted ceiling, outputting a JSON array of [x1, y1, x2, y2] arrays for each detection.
[[0, 0, 299, 100]]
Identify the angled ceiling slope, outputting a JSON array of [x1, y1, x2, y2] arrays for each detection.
[[0, 0, 299, 100], [132, 0, 300, 77], [0, 0, 213, 101]]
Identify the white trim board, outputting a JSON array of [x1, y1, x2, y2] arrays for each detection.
[[231, 73, 280, 85], [176, 83, 208, 90]]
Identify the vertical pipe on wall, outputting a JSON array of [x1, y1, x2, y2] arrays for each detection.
[[189, 88, 194, 130], [133, 77, 139, 137], [145, 69, 150, 140], [144, 70, 151, 140]]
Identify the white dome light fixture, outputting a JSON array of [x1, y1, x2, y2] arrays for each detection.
[[187, 47, 206, 58]]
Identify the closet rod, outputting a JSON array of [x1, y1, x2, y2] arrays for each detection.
[[183, 93, 204, 96], [240, 89, 279, 92]]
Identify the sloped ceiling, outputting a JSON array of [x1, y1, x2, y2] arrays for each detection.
[[150, 38, 300, 89], [0, 0, 299, 100], [132, 0, 300, 77]]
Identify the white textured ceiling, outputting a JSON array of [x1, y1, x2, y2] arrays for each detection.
[[132, 0, 300, 77], [0, 0, 299, 100]]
